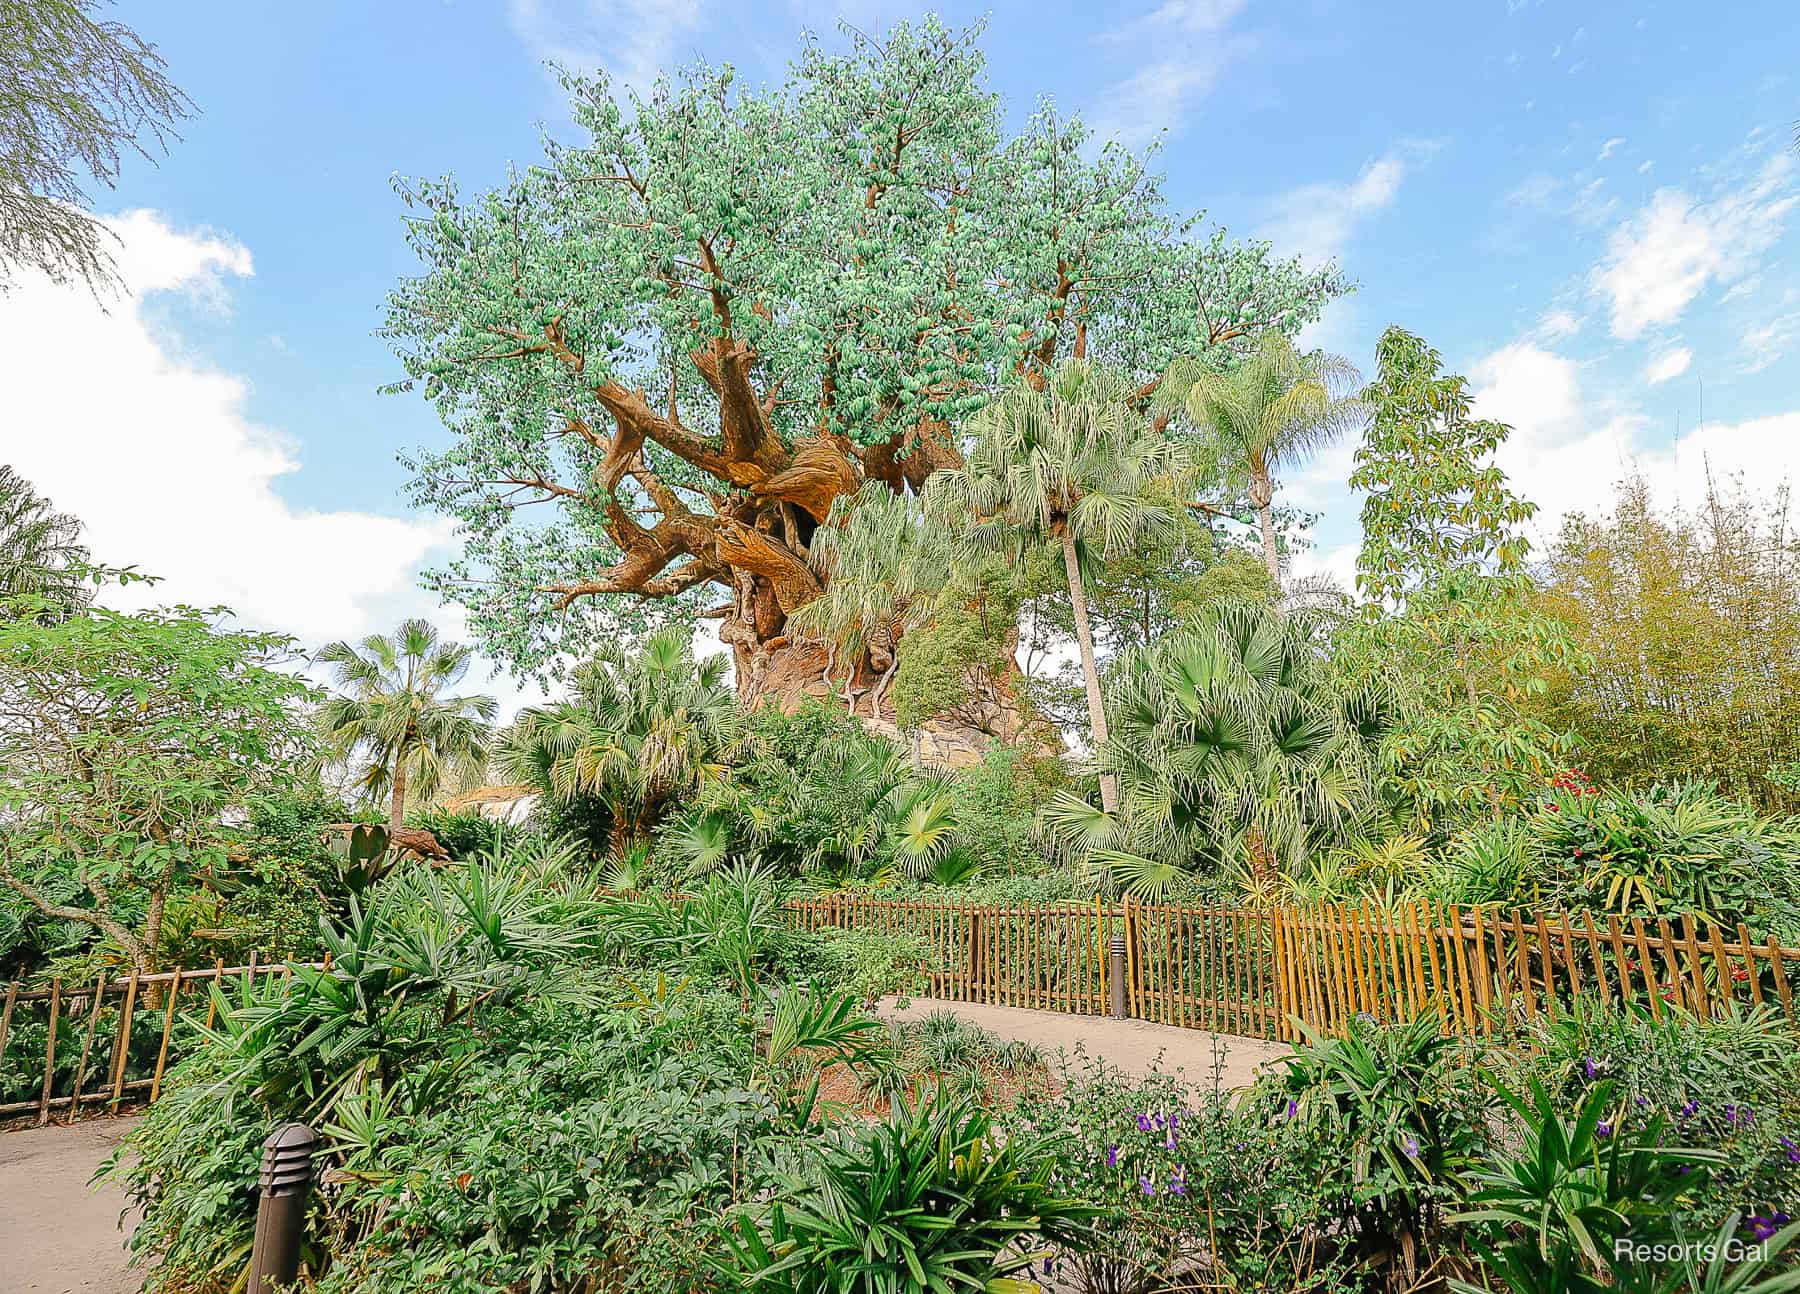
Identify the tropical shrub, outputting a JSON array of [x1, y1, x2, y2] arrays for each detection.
[[722, 1092, 1097, 1294], [1016, 1061, 1363, 1292], [1047, 599, 1391, 897], [1277, 1014, 1492, 1287], [406, 805, 507, 859], [496, 628, 743, 855]]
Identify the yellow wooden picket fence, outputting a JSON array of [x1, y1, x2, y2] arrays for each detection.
[[789, 896, 1800, 1042]]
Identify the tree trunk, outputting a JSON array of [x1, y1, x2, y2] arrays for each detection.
[[1063, 530, 1119, 815], [389, 751, 409, 832], [1251, 468, 1282, 589]]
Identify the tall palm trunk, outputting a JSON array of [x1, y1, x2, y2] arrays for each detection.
[[389, 748, 409, 831], [1062, 530, 1119, 815], [1250, 468, 1281, 588]]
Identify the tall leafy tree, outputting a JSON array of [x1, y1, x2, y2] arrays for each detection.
[[1350, 327, 1534, 604], [316, 619, 498, 830], [494, 628, 742, 852], [385, 18, 1341, 700], [1342, 327, 1584, 829], [1158, 332, 1361, 587], [0, 590, 313, 973], [0, 464, 90, 617], [926, 359, 1187, 814], [0, 0, 192, 291]]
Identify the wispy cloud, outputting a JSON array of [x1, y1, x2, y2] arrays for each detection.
[[1642, 346, 1692, 385], [1597, 136, 1625, 162], [1590, 154, 1799, 340], [1259, 141, 1440, 265], [1089, 0, 1252, 148], [505, 0, 702, 94]]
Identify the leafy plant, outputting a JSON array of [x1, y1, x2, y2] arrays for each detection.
[[722, 1092, 1097, 1293]]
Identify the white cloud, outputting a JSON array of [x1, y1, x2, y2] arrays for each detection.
[[1090, 0, 1250, 148], [0, 210, 455, 650], [1261, 143, 1434, 265], [1470, 340, 1800, 540], [505, 0, 701, 94], [1642, 347, 1692, 384], [1597, 136, 1626, 162], [1590, 156, 1799, 339]]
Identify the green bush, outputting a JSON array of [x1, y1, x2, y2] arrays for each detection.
[[797, 926, 929, 1004], [407, 805, 507, 859], [1015, 1061, 1363, 1292]]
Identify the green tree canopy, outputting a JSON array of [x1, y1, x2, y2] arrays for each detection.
[[1158, 332, 1361, 588], [386, 17, 1342, 696], [0, 589, 314, 973]]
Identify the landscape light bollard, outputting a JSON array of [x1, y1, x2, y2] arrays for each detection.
[[1110, 934, 1128, 1019], [247, 1122, 318, 1294]]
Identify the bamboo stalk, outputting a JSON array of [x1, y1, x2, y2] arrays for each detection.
[[149, 968, 183, 1103], [1510, 912, 1537, 1021], [109, 971, 141, 1106], [37, 978, 62, 1126], [1468, 907, 1494, 1032], [68, 974, 109, 1123]]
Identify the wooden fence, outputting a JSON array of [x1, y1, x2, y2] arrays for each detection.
[[791, 896, 1800, 1042], [6, 900, 1798, 1127], [0, 956, 305, 1125]]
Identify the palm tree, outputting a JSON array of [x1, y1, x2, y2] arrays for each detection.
[[1157, 334, 1361, 589], [1045, 601, 1391, 898], [927, 359, 1187, 814], [494, 628, 742, 852], [0, 464, 90, 618], [316, 618, 498, 830]]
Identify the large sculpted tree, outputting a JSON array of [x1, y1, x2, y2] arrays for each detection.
[[387, 19, 1341, 702]]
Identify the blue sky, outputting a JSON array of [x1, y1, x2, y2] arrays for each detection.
[[7, 0, 1800, 696]]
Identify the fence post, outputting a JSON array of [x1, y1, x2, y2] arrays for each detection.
[[247, 1123, 319, 1294], [1109, 932, 1129, 1019]]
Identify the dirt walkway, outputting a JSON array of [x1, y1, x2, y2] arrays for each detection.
[[878, 997, 1289, 1091], [0, 1117, 140, 1294]]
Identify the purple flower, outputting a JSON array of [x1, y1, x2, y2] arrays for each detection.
[[1778, 1136, 1800, 1166], [1595, 1122, 1613, 1140], [1402, 1133, 1420, 1160], [1168, 1171, 1187, 1196], [1678, 1099, 1699, 1122], [1164, 1133, 1178, 1151], [1139, 1177, 1157, 1197], [1106, 1144, 1119, 1169], [1748, 1212, 1792, 1242], [1634, 1095, 1647, 1109], [1726, 1103, 1755, 1128], [1281, 1098, 1298, 1122], [1136, 1113, 1154, 1133], [1043, 1257, 1056, 1276], [1583, 1056, 1600, 1081]]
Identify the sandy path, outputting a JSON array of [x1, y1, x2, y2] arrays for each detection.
[[0, 1118, 140, 1294], [878, 997, 1289, 1091]]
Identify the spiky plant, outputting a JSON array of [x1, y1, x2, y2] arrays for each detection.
[[1045, 600, 1391, 897], [315, 618, 498, 829], [0, 464, 90, 618]]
